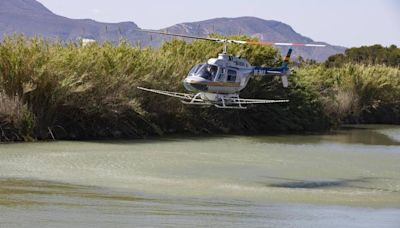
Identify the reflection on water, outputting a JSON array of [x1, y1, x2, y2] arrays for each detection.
[[336, 125, 400, 146], [265, 176, 400, 193], [0, 125, 400, 227], [251, 125, 400, 146]]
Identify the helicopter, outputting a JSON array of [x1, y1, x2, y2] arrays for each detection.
[[137, 30, 325, 109]]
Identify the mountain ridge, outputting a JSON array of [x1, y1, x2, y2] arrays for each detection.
[[162, 16, 345, 60]]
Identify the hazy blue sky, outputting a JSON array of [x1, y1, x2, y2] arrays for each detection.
[[37, 0, 399, 47]]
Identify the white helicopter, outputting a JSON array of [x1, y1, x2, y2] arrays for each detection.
[[137, 30, 325, 109]]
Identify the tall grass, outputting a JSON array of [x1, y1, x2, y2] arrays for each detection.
[[0, 92, 34, 141], [296, 64, 400, 124], [0, 35, 398, 141]]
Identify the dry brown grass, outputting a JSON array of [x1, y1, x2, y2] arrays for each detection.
[[0, 92, 25, 121]]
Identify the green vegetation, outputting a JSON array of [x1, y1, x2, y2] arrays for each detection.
[[325, 44, 400, 67], [297, 64, 400, 124], [0, 36, 399, 142]]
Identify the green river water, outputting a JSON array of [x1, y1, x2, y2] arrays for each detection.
[[0, 125, 399, 227]]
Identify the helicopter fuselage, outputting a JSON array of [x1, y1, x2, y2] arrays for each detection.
[[183, 53, 288, 94]]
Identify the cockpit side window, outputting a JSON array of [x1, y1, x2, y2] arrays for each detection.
[[209, 65, 218, 77], [227, 69, 237, 82], [215, 68, 225, 82]]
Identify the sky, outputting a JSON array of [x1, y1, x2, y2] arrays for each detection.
[[36, 0, 399, 47]]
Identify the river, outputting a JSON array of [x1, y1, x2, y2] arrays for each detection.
[[0, 125, 399, 227]]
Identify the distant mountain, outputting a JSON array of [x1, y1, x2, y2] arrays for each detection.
[[164, 17, 346, 61], [0, 0, 345, 61], [0, 0, 141, 42]]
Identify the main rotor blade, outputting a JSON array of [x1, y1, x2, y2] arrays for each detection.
[[137, 29, 326, 47], [138, 29, 223, 42], [245, 41, 326, 47]]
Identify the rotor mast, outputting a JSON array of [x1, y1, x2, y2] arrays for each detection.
[[223, 40, 228, 54]]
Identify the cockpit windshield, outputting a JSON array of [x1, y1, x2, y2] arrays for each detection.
[[188, 64, 203, 75], [188, 63, 219, 81]]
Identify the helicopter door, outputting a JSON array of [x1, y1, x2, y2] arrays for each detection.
[[227, 69, 237, 82], [215, 68, 226, 82]]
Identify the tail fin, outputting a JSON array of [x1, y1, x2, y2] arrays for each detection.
[[282, 48, 292, 68]]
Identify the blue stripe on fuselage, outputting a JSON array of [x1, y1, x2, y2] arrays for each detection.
[[253, 66, 287, 75]]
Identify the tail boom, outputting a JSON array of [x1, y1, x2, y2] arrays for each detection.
[[252, 48, 292, 87]]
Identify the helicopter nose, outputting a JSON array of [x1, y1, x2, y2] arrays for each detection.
[[183, 77, 208, 92]]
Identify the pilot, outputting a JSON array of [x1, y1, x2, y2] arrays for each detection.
[[207, 65, 218, 79], [202, 67, 212, 80]]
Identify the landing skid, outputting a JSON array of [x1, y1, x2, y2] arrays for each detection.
[[214, 94, 246, 109], [213, 94, 289, 109], [137, 87, 289, 109], [215, 104, 247, 109], [181, 93, 213, 106]]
